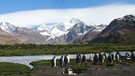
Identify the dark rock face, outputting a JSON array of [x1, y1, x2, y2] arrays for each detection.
[[0, 19, 107, 44], [66, 22, 93, 43], [90, 15, 135, 44], [81, 31, 100, 44], [80, 24, 107, 44], [101, 15, 135, 34]]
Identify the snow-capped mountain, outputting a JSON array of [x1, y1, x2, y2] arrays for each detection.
[[36, 18, 83, 39], [0, 22, 17, 34], [81, 24, 107, 44], [92, 24, 107, 32], [0, 18, 107, 44], [66, 20, 92, 43]]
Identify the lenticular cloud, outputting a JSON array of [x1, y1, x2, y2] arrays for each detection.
[[0, 3, 135, 27]]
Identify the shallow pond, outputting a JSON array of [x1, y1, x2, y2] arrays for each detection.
[[0, 51, 134, 68]]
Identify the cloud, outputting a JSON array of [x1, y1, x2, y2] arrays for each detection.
[[0, 3, 135, 27]]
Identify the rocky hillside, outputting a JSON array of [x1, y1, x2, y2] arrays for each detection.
[[0, 28, 21, 44], [81, 24, 107, 44], [89, 15, 135, 44], [0, 19, 106, 44]]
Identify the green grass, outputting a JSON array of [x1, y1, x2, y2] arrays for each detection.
[[0, 62, 31, 76], [0, 44, 135, 56], [0, 58, 134, 76], [30, 60, 52, 69], [30, 59, 89, 74], [72, 63, 89, 74], [30, 59, 62, 70], [30, 58, 135, 74]]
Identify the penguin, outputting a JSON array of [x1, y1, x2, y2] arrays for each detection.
[[99, 51, 103, 62], [103, 52, 107, 61], [108, 53, 113, 63], [102, 52, 106, 62], [76, 52, 81, 64], [111, 51, 115, 60], [51, 56, 56, 67], [82, 54, 87, 63], [125, 52, 130, 60], [93, 53, 98, 64], [66, 54, 70, 64], [131, 51, 135, 62], [115, 51, 122, 62], [64, 54, 68, 67], [89, 53, 93, 61], [60, 55, 64, 66]]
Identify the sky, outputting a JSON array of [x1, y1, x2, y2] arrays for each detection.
[[0, 0, 135, 27]]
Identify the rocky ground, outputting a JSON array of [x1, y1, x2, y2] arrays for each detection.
[[83, 65, 135, 76], [31, 63, 135, 76]]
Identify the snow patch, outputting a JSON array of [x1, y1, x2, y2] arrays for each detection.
[[0, 22, 17, 34]]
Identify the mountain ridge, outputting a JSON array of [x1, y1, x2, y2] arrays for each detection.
[[89, 14, 135, 44], [0, 18, 107, 44]]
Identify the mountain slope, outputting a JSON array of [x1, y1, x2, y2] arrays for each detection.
[[89, 15, 135, 44], [36, 18, 80, 39], [0, 28, 21, 44], [81, 24, 107, 44], [66, 19, 91, 43], [35, 18, 101, 44], [0, 22, 17, 34], [0, 18, 106, 44], [0, 22, 47, 44], [14, 28, 48, 44]]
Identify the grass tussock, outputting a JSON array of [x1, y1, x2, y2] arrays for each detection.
[[0, 62, 31, 76]]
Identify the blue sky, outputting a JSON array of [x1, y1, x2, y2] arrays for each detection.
[[0, 0, 135, 27], [1, 0, 135, 14]]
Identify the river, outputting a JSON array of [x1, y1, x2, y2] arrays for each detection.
[[0, 51, 134, 68]]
